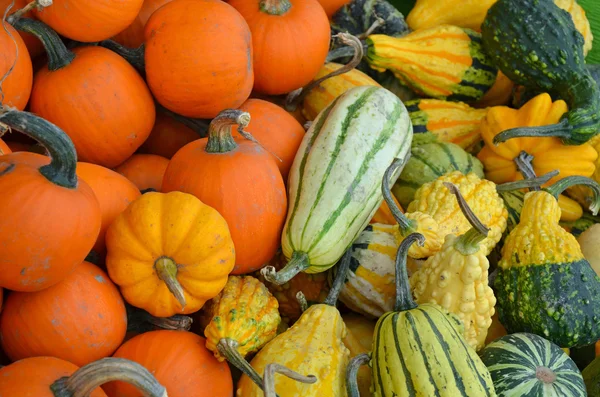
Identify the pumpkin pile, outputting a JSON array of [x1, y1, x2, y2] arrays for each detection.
[[3, 0, 600, 395]]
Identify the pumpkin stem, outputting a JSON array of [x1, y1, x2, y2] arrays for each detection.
[[263, 363, 317, 397], [11, 18, 74, 71], [324, 248, 352, 307], [545, 176, 600, 215], [217, 338, 266, 392], [154, 256, 186, 310], [50, 357, 167, 397], [443, 182, 489, 255], [0, 110, 78, 188], [261, 251, 310, 285], [6, 0, 52, 23], [98, 40, 145, 75], [346, 353, 370, 397], [493, 118, 572, 145], [296, 291, 308, 313], [514, 151, 540, 191], [383, 158, 417, 233], [394, 233, 425, 312], [358, 14, 386, 39], [205, 109, 250, 154], [496, 170, 559, 192], [126, 304, 192, 333], [327, 42, 369, 63], [285, 33, 364, 112], [260, 0, 291, 15]]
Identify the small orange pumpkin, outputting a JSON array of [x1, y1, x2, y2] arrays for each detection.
[[139, 110, 201, 159], [114, 154, 169, 192], [113, 0, 175, 48], [0, 20, 32, 110], [0, 0, 44, 58], [317, 0, 351, 17]]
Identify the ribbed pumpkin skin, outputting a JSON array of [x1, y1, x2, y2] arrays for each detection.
[[0, 23, 32, 110], [113, 0, 175, 48], [283, 86, 412, 273], [301, 63, 381, 122], [480, 333, 585, 396], [236, 305, 350, 396], [373, 304, 496, 396], [204, 276, 280, 360]]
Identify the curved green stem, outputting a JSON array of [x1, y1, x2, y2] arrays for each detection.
[[0, 110, 78, 188], [98, 40, 145, 75], [296, 291, 308, 313], [514, 151, 540, 191], [154, 256, 186, 309], [263, 363, 317, 397], [394, 233, 425, 312], [11, 18, 74, 71], [205, 109, 250, 154], [346, 353, 370, 397], [261, 251, 310, 285], [50, 357, 167, 397], [496, 170, 559, 192], [126, 303, 192, 333], [383, 158, 417, 233], [493, 118, 572, 145], [324, 248, 352, 306], [545, 176, 600, 215], [326, 43, 369, 63], [260, 0, 291, 15], [217, 338, 266, 392]]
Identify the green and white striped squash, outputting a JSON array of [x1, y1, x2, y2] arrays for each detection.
[[392, 141, 484, 208], [263, 85, 413, 285], [480, 333, 586, 397]]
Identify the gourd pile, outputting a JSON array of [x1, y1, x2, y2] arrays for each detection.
[[4, 0, 600, 395]]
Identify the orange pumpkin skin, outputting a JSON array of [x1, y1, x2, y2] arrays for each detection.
[[113, 0, 175, 48], [317, 0, 351, 17], [0, 22, 32, 110], [114, 154, 169, 192], [139, 110, 200, 159], [30, 46, 155, 168], [34, 0, 144, 42], [0, 0, 44, 58], [0, 261, 127, 367], [144, 0, 254, 118], [0, 139, 11, 155], [104, 331, 232, 397], [0, 152, 101, 292], [76, 162, 141, 254], [228, 0, 330, 95], [236, 99, 305, 181], [0, 357, 106, 396]]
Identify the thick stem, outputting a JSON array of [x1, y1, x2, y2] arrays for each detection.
[[11, 18, 74, 71], [205, 109, 250, 154], [263, 363, 317, 397], [158, 105, 209, 138], [296, 291, 308, 313], [0, 110, 78, 188], [50, 357, 167, 397], [154, 257, 186, 310], [383, 157, 417, 233], [217, 338, 265, 392], [324, 248, 352, 306], [493, 118, 572, 145], [496, 170, 559, 192], [6, 0, 52, 23], [394, 233, 425, 312], [545, 176, 600, 215], [98, 40, 145, 75], [126, 304, 192, 333], [514, 151, 539, 191], [285, 33, 364, 112], [327, 43, 370, 63], [260, 0, 291, 15], [261, 251, 310, 285], [346, 353, 370, 397]]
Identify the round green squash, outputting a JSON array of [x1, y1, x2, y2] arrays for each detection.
[[480, 333, 586, 397], [392, 141, 484, 208]]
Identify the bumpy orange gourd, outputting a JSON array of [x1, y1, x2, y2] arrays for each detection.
[[0, 21, 32, 110], [144, 0, 253, 118], [115, 154, 169, 192], [228, 0, 330, 95], [113, 0, 175, 48], [106, 191, 236, 317]]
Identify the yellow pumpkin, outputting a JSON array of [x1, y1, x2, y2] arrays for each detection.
[[105, 191, 236, 317]]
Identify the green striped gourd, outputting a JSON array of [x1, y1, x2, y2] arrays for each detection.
[[393, 141, 484, 208], [480, 333, 586, 396], [365, 25, 498, 102], [262, 85, 413, 285], [346, 233, 496, 397]]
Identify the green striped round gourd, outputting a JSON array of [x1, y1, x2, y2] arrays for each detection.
[[265, 85, 413, 285], [480, 333, 586, 397], [392, 141, 484, 208]]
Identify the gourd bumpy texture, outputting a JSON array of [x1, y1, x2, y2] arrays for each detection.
[[402, 212, 443, 258]]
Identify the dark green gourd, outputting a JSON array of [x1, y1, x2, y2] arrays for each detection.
[[481, 0, 600, 145]]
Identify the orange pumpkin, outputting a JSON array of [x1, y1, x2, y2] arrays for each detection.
[[0, 110, 101, 292], [0, 20, 32, 110], [0, 139, 11, 155], [114, 154, 169, 192], [317, 0, 351, 17], [144, 0, 253, 118], [237, 98, 305, 181], [76, 162, 141, 254], [113, 0, 175, 48], [0, 261, 127, 366], [16, 17, 156, 168], [104, 330, 233, 397], [228, 0, 330, 95], [0, 0, 44, 57], [34, 0, 144, 42], [139, 110, 200, 159], [163, 109, 287, 275]]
